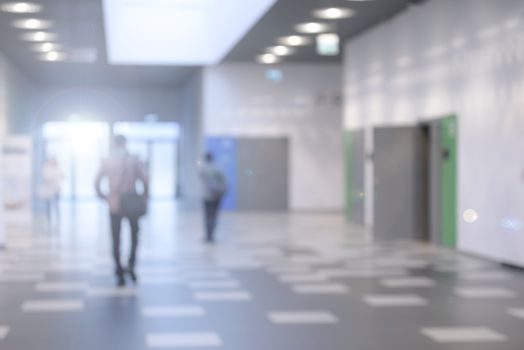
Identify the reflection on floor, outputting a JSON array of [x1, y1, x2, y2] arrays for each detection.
[[1, 202, 524, 349]]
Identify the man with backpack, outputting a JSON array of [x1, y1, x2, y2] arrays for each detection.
[[199, 152, 227, 243]]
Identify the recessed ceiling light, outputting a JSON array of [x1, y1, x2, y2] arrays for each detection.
[[257, 53, 279, 64], [1, 2, 42, 13], [313, 7, 355, 20], [295, 22, 332, 34], [278, 35, 311, 46], [267, 45, 294, 56], [21, 31, 57, 42], [31, 42, 62, 52], [12, 18, 53, 30], [39, 51, 66, 62]]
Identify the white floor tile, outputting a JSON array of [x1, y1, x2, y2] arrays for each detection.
[[142, 305, 205, 318], [139, 267, 179, 276], [0, 326, 9, 339], [194, 291, 252, 301], [507, 308, 524, 320], [279, 274, 328, 283], [320, 269, 408, 278], [184, 272, 231, 279], [35, 281, 88, 292], [141, 276, 184, 285], [363, 294, 428, 307], [455, 287, 517, 299], [89, 270, 113, 277], [289, 255, 340, 265], [380, 277, 436, 288], [146, 332, 223, 348], [215, 261, 263, 269], [268, 311, 338, 324], [188, 280, 240, 289], [421, 327, 508, 343], [22, 299, 85, 312], [0, 274, 45, 282], [87, 287, 138, 297], [266, 266, 312, 274], [292, 284, 349, 295], [373, 258, 430, 269]]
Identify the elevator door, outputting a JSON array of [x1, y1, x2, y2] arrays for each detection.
[[235, 138, 289, 211], [346, 130, 366, 225], [373, 126, 429, 241]]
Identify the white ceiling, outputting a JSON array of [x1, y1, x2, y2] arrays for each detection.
[[0, 0, 413, 86], [103, 0, 277, 65]]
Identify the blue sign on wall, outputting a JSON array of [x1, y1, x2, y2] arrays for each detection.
[[205, 137, 236, 210]]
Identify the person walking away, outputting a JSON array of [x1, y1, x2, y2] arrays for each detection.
[[199, 152, 227, 243], [95, 135, 149, 287], [38, 157, 64, 229]]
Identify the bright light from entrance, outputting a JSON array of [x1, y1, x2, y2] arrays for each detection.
[[43, 122, 109, 154], [43, 121, 110, 199], [114, 122, 180, 139]]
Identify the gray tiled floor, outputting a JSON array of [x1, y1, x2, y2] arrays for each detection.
[[1, 202, 524, 349]]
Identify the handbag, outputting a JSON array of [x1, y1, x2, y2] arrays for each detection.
[[120, 192, 147, 217], [118, 155, 148, 217]]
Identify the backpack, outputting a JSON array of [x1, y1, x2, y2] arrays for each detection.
[[207, 173, 226, 198]]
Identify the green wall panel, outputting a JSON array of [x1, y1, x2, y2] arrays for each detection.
[[440, 116, 457, 247]]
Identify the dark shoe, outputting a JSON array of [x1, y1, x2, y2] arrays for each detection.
[[127, 269, 138, 284], [117, 275, 126, 287]]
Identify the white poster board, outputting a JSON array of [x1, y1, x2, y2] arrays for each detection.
[[0, 152, 3, 248], [3, 137, 33, 227]]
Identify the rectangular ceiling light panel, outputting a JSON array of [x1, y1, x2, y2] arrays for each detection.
[[103, 0, 276, 65]]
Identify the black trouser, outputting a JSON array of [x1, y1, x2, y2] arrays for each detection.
[[110, 213, 139, 277], [45, 194, 60, 227], [204, 198, 222, 241]]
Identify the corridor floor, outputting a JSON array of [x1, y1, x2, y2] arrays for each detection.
[[0, 205, 523, 349]]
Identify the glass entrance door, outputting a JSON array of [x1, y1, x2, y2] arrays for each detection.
[[42, 121, 110, 200]]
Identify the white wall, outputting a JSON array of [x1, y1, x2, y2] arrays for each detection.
[[178, 70, 204, 206], [344, 0, 524, 266], [0, 55, 9, 137], [203, 64, 344, 211], [0, 54, 8, 246]]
